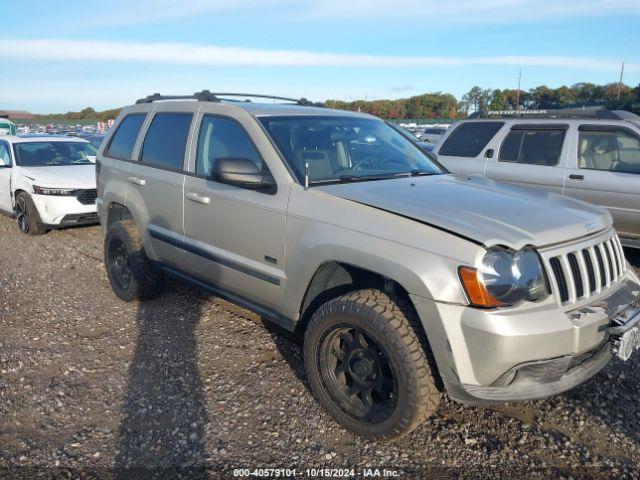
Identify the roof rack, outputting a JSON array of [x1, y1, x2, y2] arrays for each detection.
[[135, 90, 323, 106], [468, 108, 639, 121]]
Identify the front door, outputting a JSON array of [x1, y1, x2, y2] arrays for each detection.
[[0, 141, 13, 212], [485, 125, 567, 195], [183, 114, 288, 312], [564, 126, 640, 241]]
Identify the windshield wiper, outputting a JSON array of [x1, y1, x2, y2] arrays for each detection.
[[410, 169, 437, 176], [310, 173, 406, 185], [308, 170, 438, 186]]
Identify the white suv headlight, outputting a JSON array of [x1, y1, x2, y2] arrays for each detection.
[[33, 185, 77, 196], [459, 246, 549, 307]]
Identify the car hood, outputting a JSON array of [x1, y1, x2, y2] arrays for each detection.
[[17, 165, 96, 189], [315, 174, 612, 249]]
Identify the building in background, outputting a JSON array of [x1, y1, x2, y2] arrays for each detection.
[[0, 110, 34, 120]]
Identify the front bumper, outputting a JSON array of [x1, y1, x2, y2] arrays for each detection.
[[411, 269, 640, 404], [31, 193, 97, 226]]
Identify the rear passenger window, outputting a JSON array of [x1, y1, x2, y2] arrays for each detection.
[[196, 116, 264, 177], [499, 129, 565, 166], [141, 113, 192, 170], [439, 122, 503, 157], [107, 114, 146, 160]]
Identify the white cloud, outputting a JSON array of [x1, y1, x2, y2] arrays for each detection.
[[294, 0, 640, 21], [67, 0, 640, 27], [0, 39, 635, 72], [78, 0, 291, 27], [390, 85, 416, 92]]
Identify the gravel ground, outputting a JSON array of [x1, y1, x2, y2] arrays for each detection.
[[1, 214, 639, 479]]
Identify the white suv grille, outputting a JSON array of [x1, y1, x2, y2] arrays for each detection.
[[539, 230, 626, 306]]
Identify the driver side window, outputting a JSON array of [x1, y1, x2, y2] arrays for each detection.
[[0, 143, 11, 167], [578, 129, 640, 174], [196, 116, 264, 178]]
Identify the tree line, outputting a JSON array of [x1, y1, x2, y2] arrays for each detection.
[[31, 107, 123, 123], [31, 82, 640, 122], [327, 82, 640, 119]]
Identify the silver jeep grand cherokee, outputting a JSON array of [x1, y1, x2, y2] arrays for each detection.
[[96, 91, 640, 440]]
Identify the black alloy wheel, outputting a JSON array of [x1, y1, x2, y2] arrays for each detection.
[[319, 325, 398, 423]]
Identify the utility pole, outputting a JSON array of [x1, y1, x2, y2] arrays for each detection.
[[616, 61, 625, 101], [515, 69, 522, 111]]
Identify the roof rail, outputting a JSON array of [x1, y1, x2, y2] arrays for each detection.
[[135, 90, 324, 107], [468, 108, 640, 121], [135, 90, 221, 104]]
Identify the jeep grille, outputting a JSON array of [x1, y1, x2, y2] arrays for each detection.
[[540, 230, 626, 306]]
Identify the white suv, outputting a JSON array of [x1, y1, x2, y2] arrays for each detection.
[[0, 135, 99, 234], [433, 109, 640, 249]]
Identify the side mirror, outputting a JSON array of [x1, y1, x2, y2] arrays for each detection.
[[213, 157, 275, 192], [484, 149, 495, 159]]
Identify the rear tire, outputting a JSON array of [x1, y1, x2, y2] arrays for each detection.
[[304, 289, 441, 440], [15, 192, 46, 235], [104, 220, 164, 301]]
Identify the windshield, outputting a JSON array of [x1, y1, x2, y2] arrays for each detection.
[[13, 141, 97, 167], [259, 116, 444, 185]]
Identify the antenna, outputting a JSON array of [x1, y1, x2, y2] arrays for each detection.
[[304, 162, 310, 189], [516, 69, 522, 111], [617, 61, 625, 101]]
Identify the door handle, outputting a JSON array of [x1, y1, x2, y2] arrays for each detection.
[[128, 176, 146, 186], [186, 192, 211, 205], [568, 174, 584, 181]]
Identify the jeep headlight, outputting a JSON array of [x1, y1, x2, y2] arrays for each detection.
[[459, 246, 549, 307]]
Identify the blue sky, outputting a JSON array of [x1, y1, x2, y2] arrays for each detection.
[[1, 0, 639, 113]]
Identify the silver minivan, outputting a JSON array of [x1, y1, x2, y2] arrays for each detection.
[[434, 109, 640, 249]]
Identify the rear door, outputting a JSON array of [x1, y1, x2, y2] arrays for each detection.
[[484, 124, 568, 195], [99, 111, 148, 222], [564, 125, 640, 241], [0, 140, 12, 212], [435, 121, 504, 175], [127, 108, 194, 268]]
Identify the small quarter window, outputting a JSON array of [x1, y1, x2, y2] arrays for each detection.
[[141, 113, 193, 170], [107, 114, 146, 160], [439, 122, 504, 157]]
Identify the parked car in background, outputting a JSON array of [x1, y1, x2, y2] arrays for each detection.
[[97, 92, 640, 440], [0, 117, 17, 135], [75, 133, 106, 149], [0, 136, 98, 234], [387, 122, 437, 153], [421, 126, 448, 144], [434, 109, 640, 249]]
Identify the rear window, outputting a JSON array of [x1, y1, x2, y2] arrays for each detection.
[[107, 114, 146, 160], [499, 129, 566, 166], [438, 122, 503, 157], [141, 113, 192, 170]]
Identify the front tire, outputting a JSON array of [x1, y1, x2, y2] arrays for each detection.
[[304, 289, 441, 440], [104, 220, 164, 301], [15, 192, 46, 235]]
